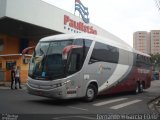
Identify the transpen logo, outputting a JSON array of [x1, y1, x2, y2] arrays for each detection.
[[75, 0, 89, 23]]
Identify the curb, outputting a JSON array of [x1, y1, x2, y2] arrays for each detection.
[[0, 82, 5, 86], [0, 85, 27, 90], [155, 100, 160, 113], [148, 96, 160, 113], [0, 82, 27, 90]]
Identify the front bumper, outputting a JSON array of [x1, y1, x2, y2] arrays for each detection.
[[26, 83, 67, 99]]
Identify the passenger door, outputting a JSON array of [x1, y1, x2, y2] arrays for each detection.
[[67, 39, 93, 97]]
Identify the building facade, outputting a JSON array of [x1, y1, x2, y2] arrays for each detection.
[[0, 0, 124, 82], [133, 30, 160, 55], [133, 31, 150, 54], [150, 30, 160, 55]]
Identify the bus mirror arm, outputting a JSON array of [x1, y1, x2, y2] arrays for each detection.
[[22, 46, 35, 59], [62, 45, 82, 60]]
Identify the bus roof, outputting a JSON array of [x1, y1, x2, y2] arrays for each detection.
[[39, 33, 150, 57], [40, 33, 131, 51], [133, 49, 151, 57]]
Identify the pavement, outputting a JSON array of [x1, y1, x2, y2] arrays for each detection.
[[154, 96, 160, 113], [0, 81, 27, 90], [0, 80, 160, 113], [156, 100, 160, 113]]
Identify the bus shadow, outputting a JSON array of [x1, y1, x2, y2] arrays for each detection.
[[27, 98, 83, 106], [27, 91, 148, 106]]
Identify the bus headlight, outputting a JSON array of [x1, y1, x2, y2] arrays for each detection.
[[52, 83, 62, 88], [52, 80, 71, 89], [63, 80, 71, 85]]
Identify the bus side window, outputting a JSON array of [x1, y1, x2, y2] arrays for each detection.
[[146, 57, 151, 65], [89, 42, 119, 64], [67, 48, 83, 73], [68, 52, 81, 73], [89, 42, 106, 64], [67, 39, 92, 74], [136, 54, 140, 66]]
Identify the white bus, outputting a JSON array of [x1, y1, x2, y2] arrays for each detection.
[[26, 33, 152, 102]]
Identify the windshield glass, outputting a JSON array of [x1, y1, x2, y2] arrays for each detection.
[[29, 42, 49, 77], [29, 40, 73, 80], [28, 39, 92, 80]]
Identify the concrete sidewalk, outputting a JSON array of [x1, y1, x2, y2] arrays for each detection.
[[150, 96, 160, 113], [0, 81, 26, 90], [148, 80, 160, 113], [155, 97, 160, 113]]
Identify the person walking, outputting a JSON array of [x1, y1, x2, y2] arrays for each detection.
[[15, 66, 22, 89], [11, 66, 16, 89]]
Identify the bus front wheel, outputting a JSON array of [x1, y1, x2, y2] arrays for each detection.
[[84, 84, 97, 102]]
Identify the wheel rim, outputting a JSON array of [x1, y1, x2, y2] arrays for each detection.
[[87, 88, 94, 99], [140, 84, 143, 92], [136, 85, 139, 93], [136, 84, 139, 94]]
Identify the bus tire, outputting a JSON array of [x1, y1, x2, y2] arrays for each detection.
[[84, 84, 97, 102]]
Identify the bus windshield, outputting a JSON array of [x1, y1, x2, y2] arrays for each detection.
[[28, 39, 92, 80]]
